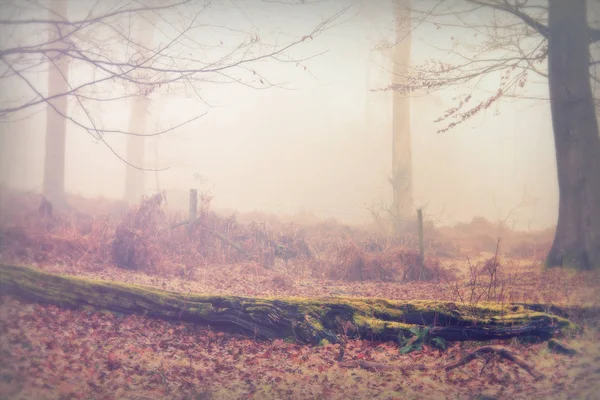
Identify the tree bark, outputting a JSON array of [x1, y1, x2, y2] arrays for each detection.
[[0, 264, 578, 345], [546, 0, 600, 270]]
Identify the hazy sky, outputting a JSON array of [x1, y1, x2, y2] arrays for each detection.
[[2, 0, 588, 230]]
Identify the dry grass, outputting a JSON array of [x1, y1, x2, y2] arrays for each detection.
[[0, 191, 316, 277], [325, 242, 455, 283]]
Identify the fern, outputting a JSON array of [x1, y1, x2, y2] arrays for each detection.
[[398, 326, 446, 354], [431, 336, 447, 350]]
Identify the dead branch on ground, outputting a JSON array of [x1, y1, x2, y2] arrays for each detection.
[[442, 346, 544, 380]]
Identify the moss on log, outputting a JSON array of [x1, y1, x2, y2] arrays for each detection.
[[0, 264, 579, 345]]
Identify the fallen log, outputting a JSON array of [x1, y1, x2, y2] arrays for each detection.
[[0, 264, 579, 345]]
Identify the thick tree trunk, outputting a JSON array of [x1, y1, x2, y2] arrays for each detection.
[[546, 0, 600, 270], [42, 0, 69, 208], [0, 264, 578, 345]]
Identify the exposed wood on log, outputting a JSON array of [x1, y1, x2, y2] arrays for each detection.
[[442, 346, 545, 380], [0, 264, 579, 346]]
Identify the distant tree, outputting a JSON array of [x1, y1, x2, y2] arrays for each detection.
[[41, 0, 70, 206], [123, 3, 158, 204], [385, 0, 600, 270], [0, 0, 347, 205], [391, 0, 414, 228]]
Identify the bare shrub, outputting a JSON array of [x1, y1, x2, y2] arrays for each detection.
[[112, 193, 166, 271], [400, 252, 456, 282], [328, 242, 398, 282], [0, 192, 115, 268], [450, 240, 517, 306], [327, 242, 455, 283]]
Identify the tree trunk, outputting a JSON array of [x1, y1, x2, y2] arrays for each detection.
[[42, 0, 70, 207], [391, 0, 413, 230], [124, 7, 158, 204], [0, 264, 578, 345], [124, 96, 150, 203], [546, 0, 600, 270]]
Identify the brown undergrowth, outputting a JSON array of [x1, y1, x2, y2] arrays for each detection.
[[0, 191, 455, 283], [328, 242, 455, 282], [0, 190, 598, 306]]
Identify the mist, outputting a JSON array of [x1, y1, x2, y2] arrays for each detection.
[[2, 2, 600, 397], [0, 0, 563, 230]]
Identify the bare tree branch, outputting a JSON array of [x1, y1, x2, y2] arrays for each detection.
[[0, 0, 350, 138], [376, 0, 598, 134], [0, 0, 194, 27], [466, 0, 549, 38]]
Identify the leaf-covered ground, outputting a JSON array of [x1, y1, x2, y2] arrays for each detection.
[[1, 192, 600, 399], [1, 296, 599, 400]]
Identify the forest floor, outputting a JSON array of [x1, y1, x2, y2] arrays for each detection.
[[1, 191, 599, 399]]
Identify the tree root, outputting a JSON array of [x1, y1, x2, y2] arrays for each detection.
[[442, 346, 545, 381], [548, 339, 578, 356]]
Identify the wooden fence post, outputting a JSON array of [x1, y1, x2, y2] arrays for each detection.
[[417, 209, 425, 281], [189, 189, 197, 222]]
